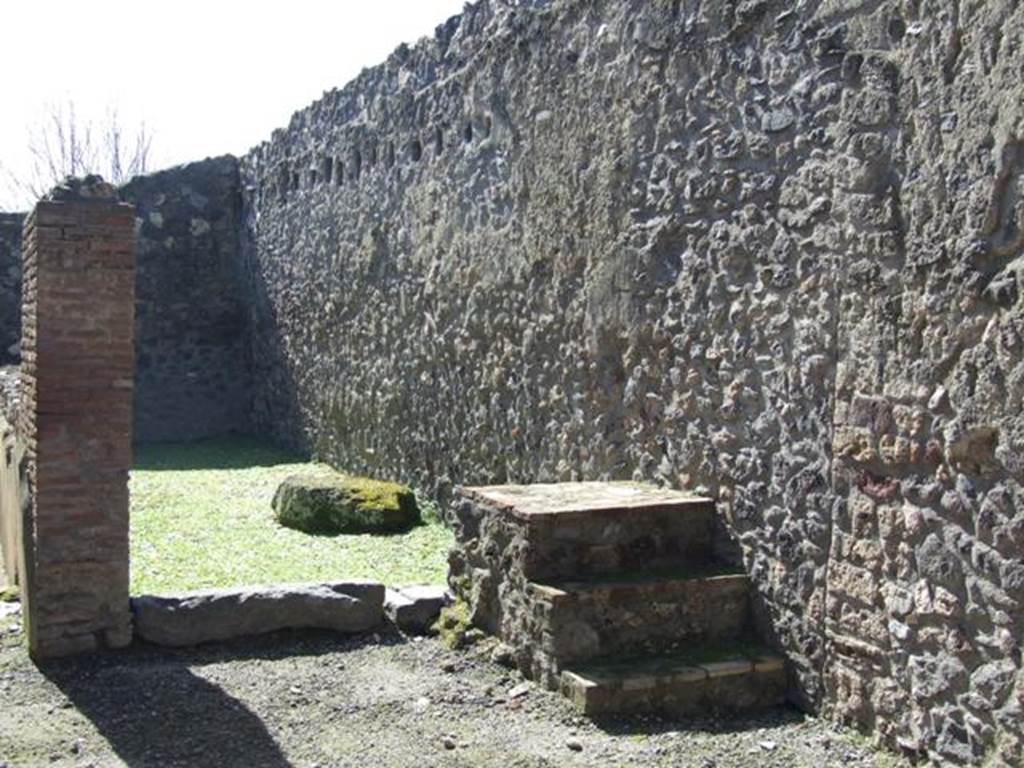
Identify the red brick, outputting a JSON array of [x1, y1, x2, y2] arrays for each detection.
[[19, 197, 135, 661]]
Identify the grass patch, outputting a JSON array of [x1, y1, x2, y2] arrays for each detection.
[[130, 437, 452, 595]]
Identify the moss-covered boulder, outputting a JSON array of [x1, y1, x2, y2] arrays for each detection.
[[272, 473, 420, 534]]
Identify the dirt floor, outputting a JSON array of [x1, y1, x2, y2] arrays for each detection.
[[0, 604, 908, 768]]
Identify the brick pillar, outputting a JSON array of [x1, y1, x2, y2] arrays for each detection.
[[18, 181, 135, 659]]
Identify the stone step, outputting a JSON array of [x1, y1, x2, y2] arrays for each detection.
[[527, 565, 750, 665], [459, 482, 715, 580], [560, 643, 787, 717]]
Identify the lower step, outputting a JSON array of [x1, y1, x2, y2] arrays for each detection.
[[527, 565, 749, 662], [560, 643, 787, 717]]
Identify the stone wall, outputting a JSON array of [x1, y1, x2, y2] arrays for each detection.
[[825, 3, 1024, 761], [239, 0, 1024, 763], [0, 158, 251, 444], [0, 0, 1018, 760], [0, 213, 24, 365], [121, 157, 251, 442]]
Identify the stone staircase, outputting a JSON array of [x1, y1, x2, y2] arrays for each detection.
[[450, 482, 786, 717]]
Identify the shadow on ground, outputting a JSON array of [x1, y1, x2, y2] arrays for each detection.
[[132, 436, 303, 471], [155, 624, 408, 666], [38, 628, 403, 768], [43, 662, 289, 768]]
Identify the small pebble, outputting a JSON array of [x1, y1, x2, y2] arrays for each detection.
[[566, 739, 583, 752], [508, 682, 532, 699], [442, 736, 457, 750]]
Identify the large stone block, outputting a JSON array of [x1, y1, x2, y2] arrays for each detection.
[[273, 473, 420, 534]]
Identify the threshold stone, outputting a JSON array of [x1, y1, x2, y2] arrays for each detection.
[[132, 581, 385, 646]]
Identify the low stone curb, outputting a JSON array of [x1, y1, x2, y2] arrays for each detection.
[[132, 581, 385, 647]]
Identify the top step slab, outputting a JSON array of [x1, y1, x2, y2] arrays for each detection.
[[457, 482, 717, 580], [460, 482, 714, 521]]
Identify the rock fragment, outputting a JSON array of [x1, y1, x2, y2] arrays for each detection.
[[385, 585, 452, 634]]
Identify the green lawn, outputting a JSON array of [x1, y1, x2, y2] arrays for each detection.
[[129, 438, 453, 595]]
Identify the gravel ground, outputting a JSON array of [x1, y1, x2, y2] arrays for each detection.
[[0, 605, 908, 768]]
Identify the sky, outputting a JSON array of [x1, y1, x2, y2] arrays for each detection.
[[0, 0, 468, 210]]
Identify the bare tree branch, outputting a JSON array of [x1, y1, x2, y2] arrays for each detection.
[[0, 99, 152, 210]]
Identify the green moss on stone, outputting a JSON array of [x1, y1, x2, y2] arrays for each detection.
[[434, 599, 473, 650], [273, 472, 420, 534], [449, 573, 472, 600], [0, 586, 18, 603]]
